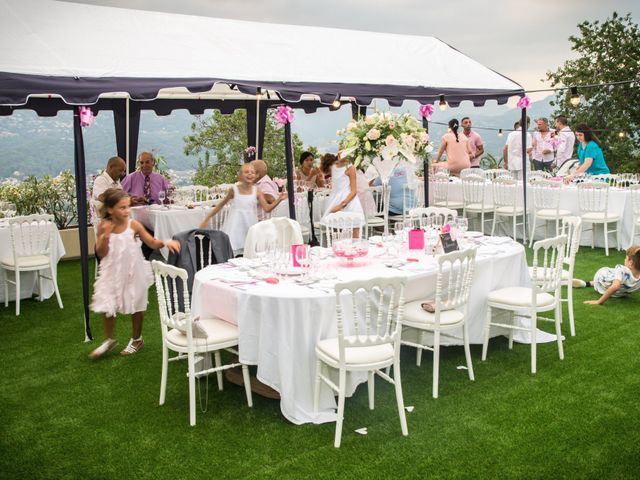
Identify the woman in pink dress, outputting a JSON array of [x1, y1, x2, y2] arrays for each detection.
[[433, 119, 472, 176]]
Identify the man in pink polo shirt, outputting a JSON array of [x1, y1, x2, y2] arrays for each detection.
[[461, 117, 484, 168]]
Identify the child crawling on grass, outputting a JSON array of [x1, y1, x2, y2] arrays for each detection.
[[583, 246, 640, 305]]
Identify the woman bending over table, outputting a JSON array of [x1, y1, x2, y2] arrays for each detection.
[[565, 123, 610, 182]]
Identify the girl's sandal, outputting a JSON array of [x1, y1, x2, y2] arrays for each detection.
[[89, 338, 118, 360], [120, 337, 144, 356]]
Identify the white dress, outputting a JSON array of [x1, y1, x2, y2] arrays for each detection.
[[91, 219, 154, 317], [322, 165, 364, 221], [223, 184, 259, 252]]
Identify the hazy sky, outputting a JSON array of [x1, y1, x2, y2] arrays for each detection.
[[70, 0, 640, 100]]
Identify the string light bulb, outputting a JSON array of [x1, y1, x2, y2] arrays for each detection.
[[618, 131, 626, 139], [332, 94, 341, 109], [438, 94, 448, 111], [498, 129, 503, 137], [570, 86, 581, 107]]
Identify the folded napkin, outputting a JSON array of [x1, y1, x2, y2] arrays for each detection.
[[228, 257, 261, 268]]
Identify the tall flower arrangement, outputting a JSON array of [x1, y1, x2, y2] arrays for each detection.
[[337, 111, 433, 168]]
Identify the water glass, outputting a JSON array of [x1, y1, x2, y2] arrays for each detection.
[[295, 244, 311, 278], [158, 190, 166, 206]]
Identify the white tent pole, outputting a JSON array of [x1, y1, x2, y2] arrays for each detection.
[[125, 96, 130, 172]]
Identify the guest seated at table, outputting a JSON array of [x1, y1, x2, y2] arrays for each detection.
[[564, 124, 610, 183], [296, 151, 325, 189], [251, 159, 280, 220], [432, 119, 472, 176], [91, 156, 126, 221], [121, 151, 172, 206], [372, 164, 413, 216], [199, 163, 287, 254]]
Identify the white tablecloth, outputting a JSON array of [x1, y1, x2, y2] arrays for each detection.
[[0, 222, 65, 303], [430, 181, 635, 248], [191, 239, 539, 425], [130, 206, 208, 257]]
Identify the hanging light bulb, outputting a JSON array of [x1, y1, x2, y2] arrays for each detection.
[[618, 131, 626, 139], [332, 94, 341, 109], [438, 94, 448, 111], [498, 129, 503, 137], [570, 86, 581, 107]]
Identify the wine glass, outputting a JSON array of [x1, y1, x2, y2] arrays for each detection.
[[394, 221, 405, 249], [456, 217, 468, 238], [295, 244, 311, 279], [158, 191, 166, 207]]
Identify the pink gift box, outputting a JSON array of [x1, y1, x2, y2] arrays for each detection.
[[291, 244, 302, 267], [408, 229, 424, 250]]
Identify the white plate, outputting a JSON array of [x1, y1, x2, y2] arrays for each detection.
[[465, 231, 484, 238], [273, 266, 304, 276]]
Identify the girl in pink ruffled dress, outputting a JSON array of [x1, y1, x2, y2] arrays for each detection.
[[89, 188, 181, 359]]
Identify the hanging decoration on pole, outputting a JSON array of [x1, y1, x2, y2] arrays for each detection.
[[275, 105, 294, 128], [79, 106, 94, 127], [418, 104, 434, 121], [516, 96, 531, 109]]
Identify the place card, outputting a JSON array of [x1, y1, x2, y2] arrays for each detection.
[[439, 233, 459, 253]]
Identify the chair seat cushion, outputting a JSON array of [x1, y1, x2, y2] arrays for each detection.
[[316, 336, 394, 366], [536, 208, 572, 219], [166, 317, 238, 347], [366, 217, 385, 226], [581, 212, 620, 222], [487, 286, 555, 308], [434, 201, 464, 209], [402, 300, 465, 327], [465, 203, 493, 212], [1, 254, 50, 268], [495, 206, 524, 215]]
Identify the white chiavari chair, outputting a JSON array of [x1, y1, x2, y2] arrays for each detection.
[[577, 182, 620, 256], [482, 235, 567, 374], [2, 214, 63, 316], [152, 261, 253, 426], [401, 249, 476, 398], [529, 179, 571, 247], [490, 177, 526, 242], [313, 276, 408, 448], [462, 174, 493, 233]]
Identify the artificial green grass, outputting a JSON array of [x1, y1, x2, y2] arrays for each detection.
[[0, 247, 639, 479]]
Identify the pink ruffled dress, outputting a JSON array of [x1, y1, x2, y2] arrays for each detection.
[[91, 219, 154, 317]]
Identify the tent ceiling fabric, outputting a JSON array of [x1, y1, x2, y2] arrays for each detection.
[[0, 0, 523, 106]]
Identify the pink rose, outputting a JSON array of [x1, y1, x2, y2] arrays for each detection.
[[385, 135, 396, 146], [366, 128, 381, 141], [389, 120, 396, 129], [420, 132, 430, 144]]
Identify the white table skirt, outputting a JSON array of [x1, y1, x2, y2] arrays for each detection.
[[191, 240, 541, 425], [130, 206, 208, 257], [0, 223, 65, 302], [429, 181, 635, 248]]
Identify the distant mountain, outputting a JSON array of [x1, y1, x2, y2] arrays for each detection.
[[0, 96, 555, 180]]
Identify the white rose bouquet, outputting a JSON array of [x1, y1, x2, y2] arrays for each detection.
[[337, 111, 434, 169]]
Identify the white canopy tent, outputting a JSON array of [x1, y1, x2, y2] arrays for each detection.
[[0, 0, 522, 105], [0, 0, 527, 341]]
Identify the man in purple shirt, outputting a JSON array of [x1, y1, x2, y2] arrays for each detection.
[[461, 117, 484, 168], [121, 151, 171, 205]]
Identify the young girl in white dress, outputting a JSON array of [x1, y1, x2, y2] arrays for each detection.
[[90, 188, 181, 359], [320, 153, 364, 219], [200, 163, 286, 253]]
